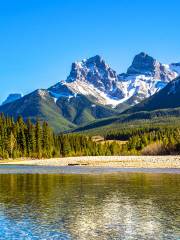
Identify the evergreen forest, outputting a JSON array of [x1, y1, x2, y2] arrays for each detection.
[[0, 114, 180, 159]]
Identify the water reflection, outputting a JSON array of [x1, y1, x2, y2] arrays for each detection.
[[0, 173, 179, 239]]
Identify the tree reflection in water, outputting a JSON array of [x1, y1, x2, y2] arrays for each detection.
[[0, 173, 179, 240]]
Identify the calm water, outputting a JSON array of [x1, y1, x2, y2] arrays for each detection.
[[0, 172, 179, 240]]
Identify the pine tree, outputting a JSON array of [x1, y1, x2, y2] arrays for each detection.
[[35, 119, 42, 158]]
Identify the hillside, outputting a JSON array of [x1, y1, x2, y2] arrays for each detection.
[[0, 89, 117, 132], [0, 89, 75, 132], [73, 108, 180, 134]]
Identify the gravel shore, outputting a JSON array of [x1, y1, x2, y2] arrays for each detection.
[[2, 156, 180, 168]]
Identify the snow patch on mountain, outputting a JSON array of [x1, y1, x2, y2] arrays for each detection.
[[118, 74, 172, 104], [50, 80, 126, 107]]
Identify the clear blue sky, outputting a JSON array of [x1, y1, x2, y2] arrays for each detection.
[[0, 0, 180, 103]]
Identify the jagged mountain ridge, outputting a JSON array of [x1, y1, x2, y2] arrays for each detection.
[[117, 52, 179, 105], [48, 55, 125, 107], [49, 52, 180, 108]]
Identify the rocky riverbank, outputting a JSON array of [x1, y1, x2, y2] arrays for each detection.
[[2, 156, 180, 168]]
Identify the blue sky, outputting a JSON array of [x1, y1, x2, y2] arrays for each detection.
[[0, 0, 180, 103]]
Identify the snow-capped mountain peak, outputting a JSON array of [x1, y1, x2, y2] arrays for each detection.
[[67, 55, 117, 89], [117, 52, 178, 105], [49, 55, 125, 106], [49, 53, 180, 108], [126, 52, 176, 81]]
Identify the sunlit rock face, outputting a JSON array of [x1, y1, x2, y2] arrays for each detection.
[[49, 53, 180, 108], [126, 52, 176, 80]]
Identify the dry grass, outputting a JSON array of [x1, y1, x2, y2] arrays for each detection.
[[142, 142, 164, 155]]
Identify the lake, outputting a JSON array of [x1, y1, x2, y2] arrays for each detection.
[[0, 171, 179, 239]]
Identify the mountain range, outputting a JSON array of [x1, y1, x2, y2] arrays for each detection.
[[48, 52, 180, 108], [1, 52, 180, 132]]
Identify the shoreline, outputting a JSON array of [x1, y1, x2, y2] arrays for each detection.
[[0, 165, 180, 174], [1, 156, 180, 169]]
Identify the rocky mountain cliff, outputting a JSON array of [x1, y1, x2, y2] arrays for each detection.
[[118, 52, 179, 105], [48, 55, 125, 107], [49, 52, 180, 108]]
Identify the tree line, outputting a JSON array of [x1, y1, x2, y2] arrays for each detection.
[[0, 114, 121, 159], [105, 127, 180, 155], [0, 114, 180, 159]]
